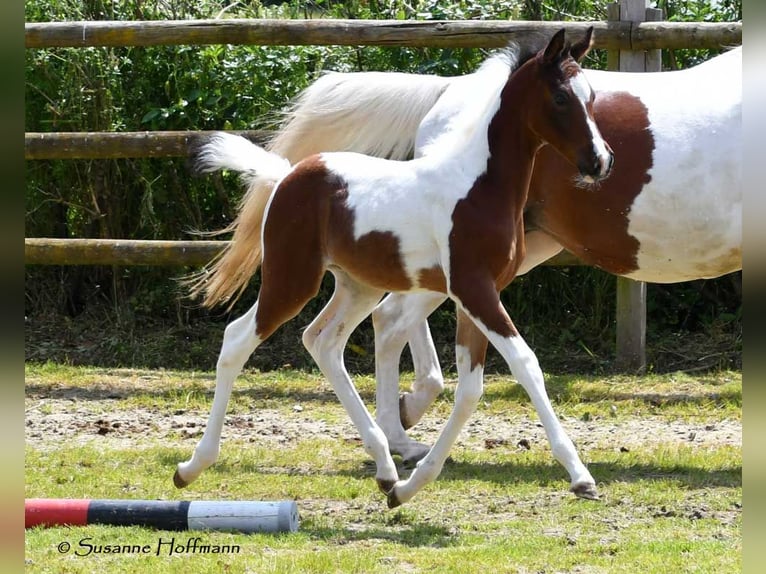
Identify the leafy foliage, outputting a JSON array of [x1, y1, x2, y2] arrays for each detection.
[[24, 0, 742, 372]]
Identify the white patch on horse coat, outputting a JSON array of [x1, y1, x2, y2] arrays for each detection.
[[319, 84, 504, 289], [570, 71, 612, 179], [415, 54, 511, 158], [587, 48, 742, 282]]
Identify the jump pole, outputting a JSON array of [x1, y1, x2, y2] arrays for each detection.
[[25, 499, 299, 533]]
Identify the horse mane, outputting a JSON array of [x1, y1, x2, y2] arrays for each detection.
[[414, 35, 553, 160], [479, 32, 555, 76]]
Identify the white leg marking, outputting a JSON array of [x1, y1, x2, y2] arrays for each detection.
[[482, 329, 597, 498], [372, 292, 446, 463], [303, 274, 398, 489], [389, 343, 484, 506], [175, 302, 261, 487], [406, 313, 447, 424]]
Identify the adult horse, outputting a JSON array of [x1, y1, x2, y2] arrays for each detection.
[[191, 36, 741, 477], [176, 28, 613, 507]]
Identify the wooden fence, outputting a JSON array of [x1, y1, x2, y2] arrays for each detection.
[[24, 9, 742, 370], [25, 18, 740, 49]]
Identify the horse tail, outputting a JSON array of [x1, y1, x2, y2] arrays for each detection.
[[268, 71, 452, 162], [186, 132, 292, 309]]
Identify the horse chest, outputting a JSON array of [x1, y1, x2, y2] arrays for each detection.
[[448, 196, 521, 283]]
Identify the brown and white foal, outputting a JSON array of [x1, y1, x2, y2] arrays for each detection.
[[176, 28, 613, 507]]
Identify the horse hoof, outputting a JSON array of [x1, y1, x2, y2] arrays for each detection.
[[399, 394, 415, 430], [387, 488, 403, 509], [172, 469, 189, 489], [376, 478, 396, 495], [571, 482, 599, 500]]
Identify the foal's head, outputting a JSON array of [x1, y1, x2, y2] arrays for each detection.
[[517, 27, 614, 184]]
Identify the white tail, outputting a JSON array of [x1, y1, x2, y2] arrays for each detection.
[[269, 71, 452, 161], [186, 133, 292, 308]]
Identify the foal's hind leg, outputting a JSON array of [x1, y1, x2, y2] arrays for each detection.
[[174, 301, 262, 488], [303, 271, 399, 493], [175, 252, 325, 488]]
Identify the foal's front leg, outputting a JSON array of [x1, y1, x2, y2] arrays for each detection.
[[374, 230, 564, 443], [454, 283, 598, 500], [481, 327, 598, 499], [387, 311, 488, 507]]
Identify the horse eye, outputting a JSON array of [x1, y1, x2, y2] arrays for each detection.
[[553, 91, 569, 106]]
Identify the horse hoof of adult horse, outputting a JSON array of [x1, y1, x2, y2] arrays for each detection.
[[571, 482, 600, 500], [172, 469, 189, 489], [401, 443, 432, 469]]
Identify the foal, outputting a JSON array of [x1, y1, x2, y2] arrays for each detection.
[[175, 28, 613, 507]]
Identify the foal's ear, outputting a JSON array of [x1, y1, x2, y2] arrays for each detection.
[[542, 28, 567, 65], [570, 27, 594, 62]]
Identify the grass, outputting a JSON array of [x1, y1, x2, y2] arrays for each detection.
[[25, 364, 741, 573]]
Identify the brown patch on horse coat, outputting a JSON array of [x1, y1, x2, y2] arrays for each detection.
[[525, 91, 653, 274], [416, 266, 448, 293], [455, 310, 490, 371], [447, 66, 539, 338], [255, 155, 411, 337]]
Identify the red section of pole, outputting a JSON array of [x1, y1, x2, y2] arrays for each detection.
[[25, 498, 91, 528]]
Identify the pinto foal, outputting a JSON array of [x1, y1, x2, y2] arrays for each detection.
[[175, 28, 613, 507]]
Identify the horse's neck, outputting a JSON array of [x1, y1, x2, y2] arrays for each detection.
[[416, 64, 540, 219], [466, 75, 541, 218]]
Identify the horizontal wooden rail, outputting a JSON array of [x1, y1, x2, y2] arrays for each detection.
[[26, 238, 223, 266], [24, 238, 584, 267], [25, 19, 741, 50], [25, 130, 268, 160]]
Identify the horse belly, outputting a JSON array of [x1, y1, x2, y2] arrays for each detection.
[[625, 112, 741, 283]]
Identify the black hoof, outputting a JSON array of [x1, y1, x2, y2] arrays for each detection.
[[172, 469, 188, 489], [399, 394, 415, 430], [376, 478, 396, 495], [402, 456, 420, 470], [387, 489, 403, 509], [571, 482, 600, 500]]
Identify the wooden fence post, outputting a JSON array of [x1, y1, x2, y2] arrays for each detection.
[[607, 0, 662, 372]]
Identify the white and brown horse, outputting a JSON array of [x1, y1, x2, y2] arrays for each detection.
[[194, 37, 741, 477], [176, 28, 613, 506]]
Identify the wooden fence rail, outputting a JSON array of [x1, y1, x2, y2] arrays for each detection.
[[25, 18, 740, 50], [24, 131, 271, 160], [22, 238, 584, 267]]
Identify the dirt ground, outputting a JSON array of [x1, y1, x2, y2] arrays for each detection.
[[25, 374, 741, 456]]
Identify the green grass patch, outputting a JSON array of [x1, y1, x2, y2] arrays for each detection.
[[25, 365, 741, 573]]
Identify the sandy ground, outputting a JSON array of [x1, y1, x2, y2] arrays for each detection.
[[25, 376, 741, 456]]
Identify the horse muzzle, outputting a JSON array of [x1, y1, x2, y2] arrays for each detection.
[[578, 146, 614, 184]]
